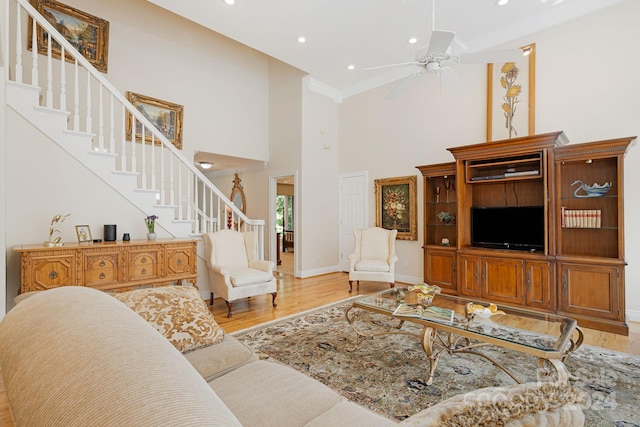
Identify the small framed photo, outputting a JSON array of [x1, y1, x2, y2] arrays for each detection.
[[374, 175, 417, 240], [125, 91, 184, 149], [75, 225, 92, 243]]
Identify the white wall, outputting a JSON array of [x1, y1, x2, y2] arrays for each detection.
[[338, 1, 640, 320], [300, 79, 340, 275]]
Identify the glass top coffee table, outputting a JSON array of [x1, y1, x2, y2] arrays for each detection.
[[345, 288, 583, 385]]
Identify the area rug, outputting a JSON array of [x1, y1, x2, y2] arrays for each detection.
[[232, 300, 640, 426]]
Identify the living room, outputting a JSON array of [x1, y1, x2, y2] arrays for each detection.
[[1, 0, 639, 320], [1, 0, 639, 424]]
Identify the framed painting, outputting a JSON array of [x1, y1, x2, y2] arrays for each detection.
[[28, 0, 110, 73], [375, 175, 417, 240], [125, 91, 184, 150], [486, 43, 536, 141], [75, 225, 92, 243]]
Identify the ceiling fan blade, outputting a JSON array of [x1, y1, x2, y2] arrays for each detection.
[[383, 72, 422, 100], [459, 49, 522, 65], [428, 30, 455, 55], [361, 61, 419, 71]]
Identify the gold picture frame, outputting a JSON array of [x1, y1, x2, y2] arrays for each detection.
[[28, 0, 110, 73], [375, 175, 417, 241], [486, 43, 536, 141], [125, 91, 184, 150], [75, 225, 92, 243]]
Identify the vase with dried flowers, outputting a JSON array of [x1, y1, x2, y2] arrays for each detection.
[[145, 215, 158, 240]]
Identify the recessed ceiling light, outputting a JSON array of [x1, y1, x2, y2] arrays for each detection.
[[297, 36, 306, 43], [223, 0, 235, 5], [347, 65, 355, 70], [408, 37, 418, 44], [497, 0, 509, 5]]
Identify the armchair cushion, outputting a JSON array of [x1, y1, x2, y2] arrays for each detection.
[[229, 268, 274, 287], [354, 260, 391, 272], [114, 286, 224, 353], [360, 227, 393, 261]]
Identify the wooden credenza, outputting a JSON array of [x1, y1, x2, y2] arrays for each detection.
[[14, 239, 198, 294]]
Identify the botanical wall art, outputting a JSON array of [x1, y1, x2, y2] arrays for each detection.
[[125, 91, 184, 149], [375, 175, 417, 240], [486, 43, 536, 141], [28, 0, 110, 73]]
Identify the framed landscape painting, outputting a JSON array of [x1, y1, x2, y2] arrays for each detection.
[[486, 43, 536, 141], [125, 91, 184, 150], [375, 175, 417, 240], [28, 0, 110, 73]]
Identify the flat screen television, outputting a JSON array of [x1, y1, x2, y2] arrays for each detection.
[[471, 206, 545, 252]]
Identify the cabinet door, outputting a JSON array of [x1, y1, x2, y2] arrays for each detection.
[[165, 243, 197, 279], [458, 255, 479, 297], [558, 262, 621, 321], [425, 250, 456, 293], [525, 261, 553, 310], [25, 253, 76, 292], [481, 257, 523, 305]]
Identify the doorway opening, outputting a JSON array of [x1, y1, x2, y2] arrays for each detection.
[[271, 173, 297, 276]]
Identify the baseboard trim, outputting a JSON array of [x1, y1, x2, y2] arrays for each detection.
[[626, 308, 640, 323]]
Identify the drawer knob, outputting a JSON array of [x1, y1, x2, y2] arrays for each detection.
[[99, 261, 106, 267], [99, 273, 105, 279], [177, 259, 183, 266], [141, 268, 147, 275], [141, 257, 147, 264], [48, 270, 58, 280]]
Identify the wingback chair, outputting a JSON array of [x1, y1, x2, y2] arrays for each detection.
[[203, 229, 277, 317], [348, 227, 398, 293]]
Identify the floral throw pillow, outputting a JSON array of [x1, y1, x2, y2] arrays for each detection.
[[114, 286, 224, 353]]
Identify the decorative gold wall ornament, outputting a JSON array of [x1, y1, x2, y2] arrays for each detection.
[[44, 213, 70, 247]]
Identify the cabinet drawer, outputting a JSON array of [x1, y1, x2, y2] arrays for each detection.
[[84, 253, 121, 286], [128, 251, 159, 281]]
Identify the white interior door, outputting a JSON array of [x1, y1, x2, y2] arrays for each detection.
[[339, 172, 368, 272]]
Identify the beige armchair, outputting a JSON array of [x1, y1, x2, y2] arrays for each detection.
[[203, 229, 277, 317], [348, 227, 398, 293]]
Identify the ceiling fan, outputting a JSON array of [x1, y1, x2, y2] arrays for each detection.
[[364, 0, 522, 99]]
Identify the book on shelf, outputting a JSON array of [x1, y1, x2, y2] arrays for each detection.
[[392, 303, 454, 323], [561, 207, 602, 228]]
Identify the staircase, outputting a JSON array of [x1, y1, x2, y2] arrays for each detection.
[[3, 0, 266, 255]]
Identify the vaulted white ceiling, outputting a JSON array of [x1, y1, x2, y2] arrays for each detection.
[[147, 0, 624, 100]]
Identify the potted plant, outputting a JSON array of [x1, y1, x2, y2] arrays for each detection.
[[145, 215, 158, 240]]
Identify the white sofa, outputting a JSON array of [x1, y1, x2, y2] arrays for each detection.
[[0, 286, 585, 426]]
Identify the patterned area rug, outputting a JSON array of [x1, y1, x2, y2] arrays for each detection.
[[232, 300, 640, 426]]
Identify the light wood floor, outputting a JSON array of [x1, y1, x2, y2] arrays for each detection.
[[1, 272, 638, 425]]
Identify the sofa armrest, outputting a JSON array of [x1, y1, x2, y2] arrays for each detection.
[[399, 382, 585, 427]]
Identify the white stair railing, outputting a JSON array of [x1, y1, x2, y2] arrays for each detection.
[[3, 0, 265, 255]]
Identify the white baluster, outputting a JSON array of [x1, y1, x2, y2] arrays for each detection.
[[98, 84, 104, 151], [169, 155, 175, 207], [150, 134, 156, 190], [85, 74, 92, 134], [109, 94, 115, 154], [130, 117, 137, 173], [121, 104, 126, 170], [178, 163, 183, 220], [141, 126, 146, 188], [46, 33, 52, 108], [15, 6, 22, 84], [73, 60, 79, 130], [31, 16, 38, 85], [59, 46, 66, 111], [160, 137, 166, 204]]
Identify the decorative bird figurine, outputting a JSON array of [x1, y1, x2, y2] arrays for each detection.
[[465, 302, 506, 319], [571, 180, 612, 198]]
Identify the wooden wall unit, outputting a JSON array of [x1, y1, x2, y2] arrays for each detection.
[[14, 239, 198, 294], [418, 131, 635, 335]]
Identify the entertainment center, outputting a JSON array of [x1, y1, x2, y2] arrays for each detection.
[[417, 131, 635, 335]]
